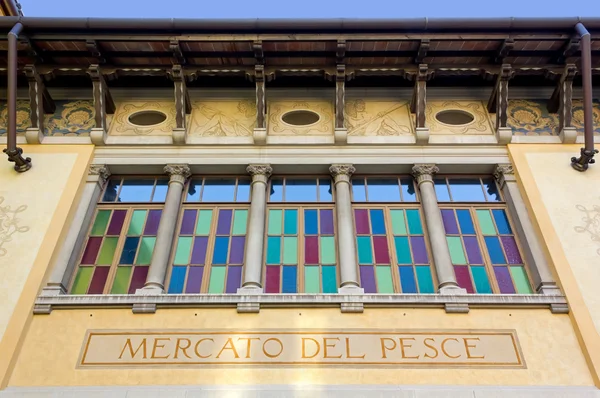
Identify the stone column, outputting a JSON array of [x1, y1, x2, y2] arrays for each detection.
[[238, 164, 272, 294], [494, 164, 561, 296], [412, 164, 465, 295], [139, 164, 191, 294], [39, 164, 110, 297], [330, 164, 363, 294]]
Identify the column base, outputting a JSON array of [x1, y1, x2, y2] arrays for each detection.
[[39, 284, 67, 297], [135, 285, 164, 295], [439, 285, 467, 295], [538, 283, 562, 296], [338, 285, 364, 295]]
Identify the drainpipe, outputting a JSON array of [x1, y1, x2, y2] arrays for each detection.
[[3, 22, 31, 172], [571, 23, 598, 172]]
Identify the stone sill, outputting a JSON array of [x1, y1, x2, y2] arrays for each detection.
[[33, 293, 568, 315]]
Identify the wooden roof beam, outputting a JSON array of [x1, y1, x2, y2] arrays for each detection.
[[23, 64, 55, 143], [415, 39, 430, 63], [553, 37, 580, 64], [548, 63, 577, 112], [494, 38, 514, 64], [253, 40, 264, 64], [170, 40, 186, 65], [86, 40, 106, 64], [20, 36, 45, 63], [487, 64, 513, 144], [337, 39, 346, 64]]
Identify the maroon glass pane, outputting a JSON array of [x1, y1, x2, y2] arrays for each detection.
[[216, 209, 233, 235], [410, 236, 429, 264], [128, 266, 149, 294], [360, 266, 376, 293], [500, 236, 523, 264], [454, 265, 474, 293], [229, 236, 246, 265], [81, 237, 103, 264], [106, 210, 127, 235], [87, 266, 109, 294], [305, 236, 319, 264], [441, 209, 459, 234], [373, 236, 390, 264], [463, 236, 484, 264], [494, 266, 516, 294], [320, 209, 334, 235], [180, 209, 197, 235], [225, 266, 243, 293], [191, 237, 209, 265], [354, 209, 370, 234], [185, 266, 204, 293], [143, 209, 162, 235], [265, 266, 281, 293]]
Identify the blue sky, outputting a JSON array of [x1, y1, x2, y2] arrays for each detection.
[[18, 0, 600, 18]]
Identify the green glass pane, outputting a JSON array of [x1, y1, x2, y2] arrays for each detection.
[[208, 266, 226, 293], [284, 209, 298, 235], [283, 236, 298, 265], [304, 266, 320, 293], [174, 237, 193, 265], [97, 237, 119, 265], [195, 210, 213, 236], [91, 210, 111, 236], [471, 266, 492, 294], [415, 266, 435, 293], [510, 266, 533, 294], [390, 210, 407, 235], [476, 209, 497, 235], [394, 236, 412, 264], [127, 210, 147, 236], [406, 210, 423, 234], [446, 236, 467, 265], [136, 237, 156, 265], [268, 210, 283, 235], [376, 266, 394, 293], [71, 267, 93, 294], [266, 237, 281, 265], [232, 210, 248, 235], [110, 266, 132, 294], [320, 236, 336, 264], [357, 236, 373, 264]]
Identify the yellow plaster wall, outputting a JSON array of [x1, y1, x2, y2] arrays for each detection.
[[0, 145, 94, 389], [9, 308, 592, 387], [509, 144, 600, 387]]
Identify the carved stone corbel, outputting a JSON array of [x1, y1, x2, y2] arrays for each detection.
[[487, 64, 513, 145], [410, 64, 430, 145], [334, 64, 348, 144], [171, 64, 191, 145], [88, 64, 115, 145], [548, 64, 577, 143], [24, 64, 55, 144], [253, 64, 267, 145]]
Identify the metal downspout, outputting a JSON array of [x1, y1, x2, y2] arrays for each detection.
[[571, 23, 598, 171], [3, 22, 31, 172]]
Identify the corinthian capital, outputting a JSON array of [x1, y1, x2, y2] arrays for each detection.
[[88, 164, 111, 184], [494, 163, 515, 188], [412, 164, 439, 184], [329, 164, 355, 183], [164, 164, 191, 184], [246, 164, 273, 178]]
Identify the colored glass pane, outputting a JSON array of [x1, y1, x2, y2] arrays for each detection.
[[369, 209, 386, 234], [283, 237, 298, 264], [406, 210, 423, 234], [128, 266, 148, 294], [110, 266, 132, 294], [484, 236, 506, 264], [106, 210, 127, 235], [266, 237, 281, 264], [318, 179, 333, 202], [102, 179, 120, 202], [351, 178, 367, 201], [191, 237, 208, 265], [208, 266, 226, 293], [186, 266, 204, 293], [265, 266, 281, 293], [119, 237, 139, 264], [401, 178, 417, 202], [282, 266, 297, 293], [202, 179, 236, 202], [304, 266, 320, 293], [441, 209, 459, 234], [286, 179, 317, 202], [305, 236, 319, 264], [463, 236, 484, 264], [284, 209, 298, 235], [97, 237, 118, 265], [81, 237, 102, 265], [399, 266, 417, 293], [454, 265, 474, 293], [91, 210, 111, 235], [510, 266, 533, 293], [88, 266, 109, 294], [494, 266, 515, 294], [501, 236, 523, 264], [127, 210, 147, 236], [376, 266, 394, 293], [71, 267, 93, 294], [174, 237, 193, 265], [390, 210, 407, 235], [483, 178, 501, 202], [471, 266, 492, 294], [456, 209, 475, 234], [229, 236, 245, 264], [415, 266, 435, 293], [152, 180, 168, 202], [476, 210, 496, 235], [394, 237, 412, 264], [118, 179, 154, 202], [269, 179, 283, 202], [410, 236, 429, 264], [322, 266, 337, 293], [232, 210, 248, 235], [448, 178, 485, 202], [195, 210, 213, 235], [356, 237, 373, 264], [180, 209, 197, 235], [143, 210, 162, 235], [446, 236, 467, 265], [320, 236, 336, 264], [226, 266, 242, 293], [360, 266, 377, 293], [136, 237, 155, 265], [304, 210, 318, 234], [492, 209, 512, 234], [354, 209, 370, 234], [212, 237, 230, 265], [236, 180, 251, 202], [268, 210, 283, 235], [168, 266, 186, 294], [373, 236, 390, 264], [216, 209, 232, 235], [320, 209, 334, 235], [434, 179, 450, 201]]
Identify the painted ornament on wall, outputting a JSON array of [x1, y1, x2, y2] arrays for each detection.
[[572, 100, 600, 136], [0, 101, 31, 135], [507, 99, 558, 136], [268, 101, 332, 135], [111, 102, 176, 136], [574, 201, 600, 257], [345, 100, 412, 136], [0, 196, 29, 257], [45, 100, 96, 136], [191, 100, 256, 137], [426, 101, 492, 135]]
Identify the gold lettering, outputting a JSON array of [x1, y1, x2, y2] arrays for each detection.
[[216, 338, 240, 359], [118, 338, 147, 359], [441, 338, 461, 359], [301, 338, 320, 359], [399, 338, 419, 359], [463, 338, 485, 359], [423, 337, 439, 359], [323, 338, 342, 359], [237, 337, 261, 359], [174, 338, 192, 359], [194, 338, 214, 358], [262, 338, 284, 358], [345, 337, 366, 359], [380, 338, 396, 359], [151, 338, 171, 359]]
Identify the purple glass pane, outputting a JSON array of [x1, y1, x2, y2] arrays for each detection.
[[501, 236, 523, 264], [454, 265, 474, 293], [410, 236, 429, 264], [106, 210, 127, 235], [354, 209, 370, 234], [88, 266, 109, 294], [320, 209, 334, 235], [225, 266, 243, 293], [81, 237, 103, 264], [190, 237, 209, 265], [463, 236, 484, 264], [180, 209, 197, 235], [494, 266, 516, 294], [373, 236, 390, 264], [441, 210, 459, 234], [360, 265, 377, 293], [143, 210, 162, 235], [305, 236, 319, 264], [185, 266, 204, 293], [216, 209, 233, 235], [128, 266, 149, 294], [229, 236, 246, 265]]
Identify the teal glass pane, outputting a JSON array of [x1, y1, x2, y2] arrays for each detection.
[[232, 210, 248, 235], [318, 179, 333, 202], [369, 209, 386, 234], [471, 266, 492, 294], [375, 266, 394, 293], [282, 237, 298, 264], [286, 179, 317, 202], [400, 178, 417, 202], [304, 266, 320, 293], [390, 210, 407, 235], [394, 236, 412, 264], [320, 236, 336, 264], [510, 266, 533, 294], [304, 209, 318, 235], [434, 179, 450, 201], [447, 237, 467, 265], [127, 210, 147, 236], [456, 209, 475, 234], [269, 178, 283, 201], [268, 210, 283, 235], [406, 210, 423, 234], [356, 236, 373, 264], [266, 236, 281, 265], [484, 236, 507, 264], [352, 178, 367, 201], [202, 178, 236, 202], [367, 178, 401, 202], [415, 266, 435, 293], [284, 209, 298, 235], [492, 209, 512, 234], [476, 210, 497, 235], [322, 265, 337, 293], [448, 178, 486, 202]]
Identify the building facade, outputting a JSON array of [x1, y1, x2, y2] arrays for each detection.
[[0, 15, 599, 397]]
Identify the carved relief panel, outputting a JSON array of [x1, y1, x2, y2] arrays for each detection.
[[345, 100, 412, 136], [108, 101, 176, 136], [189, 100, 256, 137], [426, 101, 494, 135], [268, 100, 333, 136]]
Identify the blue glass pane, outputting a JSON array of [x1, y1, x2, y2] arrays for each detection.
[[286, 179, 317, 202], [352, 178, 367, 202], [399, 266, 417, 293], [119, 237, 139, 264], [236, 180, 251, 202], [186, 179, 202, 202], [270, 179, 283, 202], [434, 179, 451, 202], [318, 178, 333, 202], [102, 179, 120, 202], [369, 209, 386, 234], [492, 209, 512, 234], [401, 178, 417, 202], [484, 236, 507, 264], [483, 178, 502, 202], [367, 178, 401, 202], [304, 209, 318, 235], [118, 179, 154, 202], [266, 237, 281, 265], [284, 209, 298, 235], [448, 178, 486, 202], [202, 179, 236, 202], [168, 266, 187, 294], [456, 209, 475, 234], [212, 237, 230, 264], [152, 180, 168, 202], [282, 266, 297, 293]]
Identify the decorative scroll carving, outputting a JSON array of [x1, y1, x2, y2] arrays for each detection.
[[0, 196, 29, 257], [426, 101, 491, 135], [269, 101, 332, 136], [111, 102, 176, 136], [493, 164, 514, 188]]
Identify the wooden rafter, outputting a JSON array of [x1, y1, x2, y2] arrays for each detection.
[[553, 37, 580, 64], [337, 39, 346, 64], [494, 39, 514, 64], [20, 36, 45, 63], [170, 40, 186, 65], [253, 40, 264, 64], [86, 40, 106, 64], [415, 39, 430, 64]]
